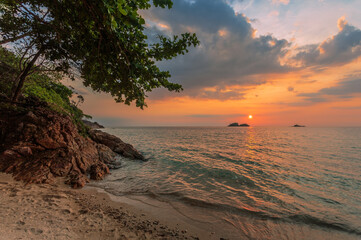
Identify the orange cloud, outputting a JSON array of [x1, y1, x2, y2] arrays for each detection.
[[157, 23, 171, 30], [272, 0, 290, 5], [218, 29, 229, 37], [337, 16, 347, 31]]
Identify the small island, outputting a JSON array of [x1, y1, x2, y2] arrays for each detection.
[[292, 124, 306, 127], [228, 123, 250, 127]]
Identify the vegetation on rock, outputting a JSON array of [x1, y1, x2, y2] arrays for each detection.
[[0, 47, 89, 135]]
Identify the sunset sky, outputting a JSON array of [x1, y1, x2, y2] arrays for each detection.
[[68, 0, 361, 127]]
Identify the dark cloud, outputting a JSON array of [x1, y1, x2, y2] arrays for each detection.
[[148, 0, 253, 36], [292, 20, 361, 67], [332, 105, 361, 110], [148, 85, 247, 100], [197, 88, 246, 100], [296, 79, 317, 84], [298, 78, 361, 102], [143, 0, 291, 99], [143, 1, 361, 102], [319, 78, 361, 96]]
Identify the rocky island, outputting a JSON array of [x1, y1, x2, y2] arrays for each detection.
[[228, 122, 250, 127], [292, 124, 306, 127]]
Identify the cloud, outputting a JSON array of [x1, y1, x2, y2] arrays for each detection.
[[291, 17, 361, 67], [298, 77, 361, 102], [142, 2, 361, 105], [337, 16, 348, 31], [271, 0, 290, 5], [143, 0, 291, 100], [268, 11, 279, 17], [332, 105, 361, 110]]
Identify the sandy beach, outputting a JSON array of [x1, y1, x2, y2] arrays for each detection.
[[0, 173, 204, 240]]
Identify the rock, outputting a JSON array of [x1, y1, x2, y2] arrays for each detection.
[[82, 120, 104, 129], [0, 104, 110, 188], [13, 146, 33, 156], [23, 124, 37, 137], [89, 162, 110, 180], [2, 150, 21, 159], [89, 130, 145, 160], [25, 111, 38, 123], [227, 123, 249, 127], [16, 122, 24, 132], [0, 98, 144, 188], [96, 144, 116, 164], [66, 174, 89, 189]]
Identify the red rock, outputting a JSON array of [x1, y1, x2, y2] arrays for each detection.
[[0, 105, 110, 188], [89, 130, 145, 160], [66, 174, 89, 189], [0, 100, 142, 188], [89, 162, 110, 180], [3, 150, 20, 157], [13, 146, 33, 156]]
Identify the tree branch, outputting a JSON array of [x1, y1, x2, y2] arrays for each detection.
[[0, 32, 30, 45]]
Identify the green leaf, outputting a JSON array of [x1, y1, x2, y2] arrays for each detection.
[[0, 0, 199, 108]]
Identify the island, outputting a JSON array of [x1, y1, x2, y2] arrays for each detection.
[[292, 124, 306, 127], [228, 123, 250, 127]]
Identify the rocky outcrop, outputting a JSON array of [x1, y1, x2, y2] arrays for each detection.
[[228, 123, 250, 127], [89, 130, 145, 160], [0, 101, 142, 188], [82, 120, 104, 129]]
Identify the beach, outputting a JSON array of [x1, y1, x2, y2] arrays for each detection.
[[0, 173, 204, 240]]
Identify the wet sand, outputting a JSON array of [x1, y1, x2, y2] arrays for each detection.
[[1, 173, 358, 240], [0, 173, 206, 240]]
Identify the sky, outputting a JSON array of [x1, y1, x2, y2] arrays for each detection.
[[67, 0, 361, 127]]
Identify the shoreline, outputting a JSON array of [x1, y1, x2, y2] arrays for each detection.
[[85, 185, 235, 240], [0, 173, 202, 240], [1, 170, 360, 240]]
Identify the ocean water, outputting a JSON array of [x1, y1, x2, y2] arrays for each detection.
[[92, 127, 361, 239]]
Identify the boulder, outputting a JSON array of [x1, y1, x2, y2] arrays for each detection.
[[66, 174, 89, 189], [0, 99, 144, 188], [89, 129, 145, 160], [96, 144, 116, 164], [0, 105, 111, 187], [89, 162, 110, 180]]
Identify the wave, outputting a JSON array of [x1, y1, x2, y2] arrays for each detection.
[[99, 126, 361, 238], [144, 190, 361, 236]]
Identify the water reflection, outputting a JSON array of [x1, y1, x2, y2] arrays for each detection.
[[92, 127, 361, 239]]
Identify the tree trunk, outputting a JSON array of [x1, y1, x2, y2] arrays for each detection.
[[11, 47, 43, 103]]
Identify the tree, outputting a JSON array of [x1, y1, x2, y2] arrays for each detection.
[[0, 0, 199, 107]]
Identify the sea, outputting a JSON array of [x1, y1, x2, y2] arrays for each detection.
[[90, 127, 361, 240]]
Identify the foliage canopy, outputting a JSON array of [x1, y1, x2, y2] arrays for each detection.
[[0, 0, 199, 107]]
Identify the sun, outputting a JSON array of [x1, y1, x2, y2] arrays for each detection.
[[248, 115, 253, 119]]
